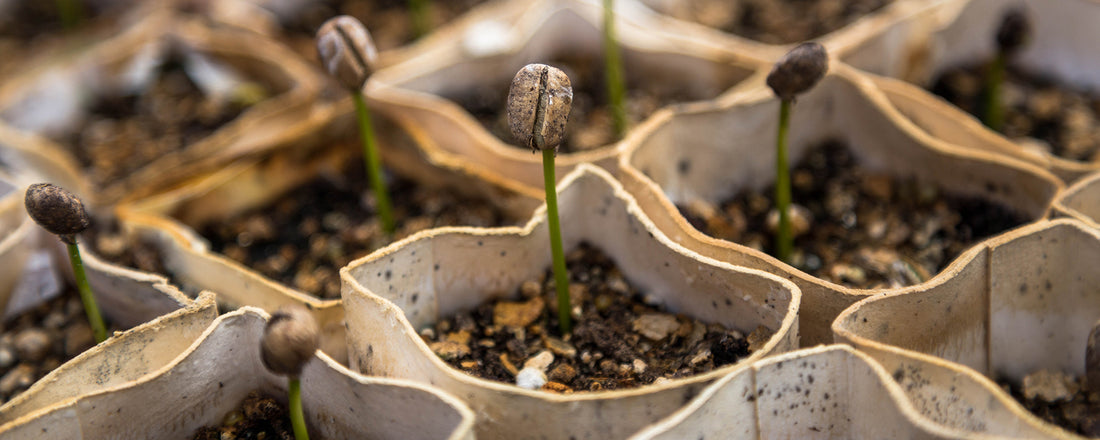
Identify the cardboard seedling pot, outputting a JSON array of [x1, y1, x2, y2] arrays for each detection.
[[367, 0, 765, 201], [1053, 171, 1100, 230], [860, 0, 1100, 183], [341, 164, 800, 439], [617, 62, 1062, 347], [0, 10, 327, 206], [628, 344, 1060, 439], [0, 307, 477, 439], [834, 218, 1100, 438]]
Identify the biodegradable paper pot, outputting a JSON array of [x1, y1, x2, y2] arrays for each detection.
[[0, 11, 326, 206], [628, 344, 1059, 439], [0, 307, 477, 439], [617, 62, 1062, 347], [0, 292, 218, 425], [834, 218, 1100, 438], [367, 0, 764, 201], [0, 178, 37, 316], [341, 164, 800, 439], [1053, 171, 1100, 229], [861, 0, 1100, 183]]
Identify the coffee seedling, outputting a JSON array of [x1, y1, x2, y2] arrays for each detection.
[[261, 304, 321, 440], [24, 183, 107, 343], [407, 0, 430, 39], [317, 15, 396, 235], [984, 8, 1031, 131], [603, 0, 627, 139], [507, 63, 574, 335], [56, 0, 84, 29], [765, 42, 827, 263]]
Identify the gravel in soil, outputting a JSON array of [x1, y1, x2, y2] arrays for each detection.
[[1002, 370, 1100, 437], [56, 53, 269, 188], [200, 161, 514, 299], [454, 54, 738, 154], [275, 0, 488, 60], [193, 391, 294, 440], [423, 243, 768, 393], [678, 141, 1030, 289], [931, 63, 1100, 162], [649, 0, 893, 45], [0, 286, 109, 404]]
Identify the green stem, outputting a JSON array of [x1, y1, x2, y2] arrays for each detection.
[[983, 52, 1006, 132], [542, 148, 571, 336], [775, 99, 792, 264], [55, 0, 83, 30], [407, 0, 430, 39], [288, 377, 309, 440], [603, 0, 627, 140], [68, 241, 106, 343], [353, 93, 396, 235]]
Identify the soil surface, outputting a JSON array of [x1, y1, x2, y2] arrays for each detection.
[[193, 391, 294, 440], [648, 0, 893, 44], [423, 243, 768, 393], [455, 53, 738, 154], [931, 62, 1100, 162], [1002, 370, 1100, 437], [57, 54, 268, 188], [84, 218, 169, 277], [277, 0, 488, 61], [201, 161, 514, 299], [678, 141, 1030, 289], [0, 286, 107, 404]]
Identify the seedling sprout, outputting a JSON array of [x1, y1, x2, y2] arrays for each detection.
[[261, 304, 321, 440]]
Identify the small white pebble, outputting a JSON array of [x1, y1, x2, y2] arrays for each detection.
[[516, 368, 547, 390], [632, 359, 647, 375]]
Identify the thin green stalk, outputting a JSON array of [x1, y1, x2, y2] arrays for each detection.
[[352, 93, 395, 235], [55, 0, 83, 30], [775, 99, 792, 263], [983, 52, 1007, 132], [407, 0, 430, 39], [542, 147, 571, 336], [603, 0, 627, 139], [288, 377, 309, 440], [68, 241, 106, 343]]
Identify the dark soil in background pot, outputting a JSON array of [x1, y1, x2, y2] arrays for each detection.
[[677, 141, 1030, 289], [0, 0, 114, 43], [0, 286, 115, 404], [276, 0, 488, 60], [423, 242, 768, 393], [649, 0, 893, 45], [931, 63, 1100, 163], [193, 391, 294, 440], [84, 217, 169, 277], [199, 159, 515, 300], [54, 52, 273, 188], [454, 53, 739, 154], [1000, 370, 1100, 437]]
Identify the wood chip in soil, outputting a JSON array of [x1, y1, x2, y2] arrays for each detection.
[[678, 140, 1030, 289], [1000, 370, 1100, 437], [649, 0, 893, 44], [423, 242, 767, 393], [56, 52, 273, 188], [192, 391, 294, 440], [451, 52, 740, 154], [931, 62, 1100, 162], [0, 286, 114, 404], [201, 161, 515, 299]]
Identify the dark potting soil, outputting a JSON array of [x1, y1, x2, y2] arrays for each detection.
[[58, 53, 271, 188], [455, 54, 737, 155], [83, 218, 169, 277], [649, 0, 893, 45], [931, 63, 1100, 162], [0, 286, 112, 404], [678, 140, 1030, 289], [192, 391, 295, 440], [1001, 372, 1100, 437], [278, 0, 488, 59], [424, 243, 768, 393], [200, 162, 514, 299]]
